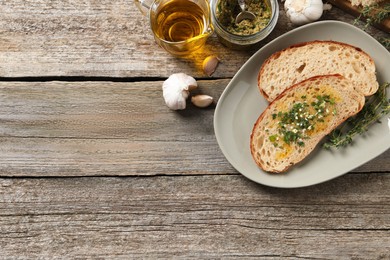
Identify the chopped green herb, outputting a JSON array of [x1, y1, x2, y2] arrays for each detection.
[[270, 94, 337, 147], [269, 135, 277, 142]]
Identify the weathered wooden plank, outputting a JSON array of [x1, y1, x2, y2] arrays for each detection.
[[0, 175, 389, 258], [0, 80, 226, 141], [0, 80, 388, 177], [0, 80, 231, 177], [0, 0, 388, 78], [0, 138, 237, 177], [0, 137, 387, 177]]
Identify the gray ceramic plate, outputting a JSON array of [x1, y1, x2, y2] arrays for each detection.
[[214, 21, 390, 188]]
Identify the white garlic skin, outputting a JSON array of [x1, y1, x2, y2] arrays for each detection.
[[162, 73, 197, 110], [284, 0, 331, 25]]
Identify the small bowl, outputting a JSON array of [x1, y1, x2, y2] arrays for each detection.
[[210, 0, 279, 50]]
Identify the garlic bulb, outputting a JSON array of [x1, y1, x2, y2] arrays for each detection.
[[284, 0, 332, 25], [162, 73, 197, 110]]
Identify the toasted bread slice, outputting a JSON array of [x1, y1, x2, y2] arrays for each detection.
[[258, 40, 378, 102], [250, 74, 365, 173]]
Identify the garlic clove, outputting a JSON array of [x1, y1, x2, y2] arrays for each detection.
[[162, 73, 197, 110], [191, 95, 214, 108], [202, 56, 220, 77]]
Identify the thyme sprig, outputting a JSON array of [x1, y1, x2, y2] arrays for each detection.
[[353, 2, 390, 49], [324, 82, 390, 149], [355, 2, 390, 27]]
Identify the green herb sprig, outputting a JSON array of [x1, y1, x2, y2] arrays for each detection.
[[358, 3, 390, 25], [324, 82, 390, 149], [353, 2, 390, 49]]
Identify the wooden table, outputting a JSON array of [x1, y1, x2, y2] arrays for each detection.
[[1, 0, 389, 258]]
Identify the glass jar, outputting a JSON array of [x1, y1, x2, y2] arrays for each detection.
[[210, 0, 279, 50]]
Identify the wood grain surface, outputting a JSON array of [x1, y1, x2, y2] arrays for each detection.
[[0, 0, 389, 258], [1, 174, 390, 258]]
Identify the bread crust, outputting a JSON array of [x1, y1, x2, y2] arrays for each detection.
[[251, 74, 365, 173], [257, 40, 378, 102]]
